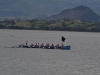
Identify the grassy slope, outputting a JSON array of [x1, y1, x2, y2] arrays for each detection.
[[15, 21, 32, 28]]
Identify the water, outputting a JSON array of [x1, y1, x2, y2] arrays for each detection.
[[0, 29, 100, 75]]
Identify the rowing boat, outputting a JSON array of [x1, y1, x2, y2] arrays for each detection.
[[18, 44, 70, 50]]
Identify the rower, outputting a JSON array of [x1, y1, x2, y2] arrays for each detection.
[[35, 43, 38, 48], [56, 44, 60, 48], [40, 43, 44, 48], [45, 43, 50, 48], [30, 43, 34, 48], [37, 43, 40, 48], [50, 44, 54, 49]]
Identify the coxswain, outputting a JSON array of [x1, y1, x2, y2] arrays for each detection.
[[61, 43, 64, 48]]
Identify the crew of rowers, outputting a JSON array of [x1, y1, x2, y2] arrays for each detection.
[[29, 43, 64, 49]]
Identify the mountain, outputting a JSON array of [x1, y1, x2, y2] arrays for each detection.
[[0, 0, 100, 19], [45, 5, 100, 21]]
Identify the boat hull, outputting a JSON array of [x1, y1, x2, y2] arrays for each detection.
[[18, 45, 71, 50]]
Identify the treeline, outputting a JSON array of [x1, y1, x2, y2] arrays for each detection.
[[0, 19, 100, 32]]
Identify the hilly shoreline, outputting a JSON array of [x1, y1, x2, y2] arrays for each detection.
[[0, 18, 100, 32]]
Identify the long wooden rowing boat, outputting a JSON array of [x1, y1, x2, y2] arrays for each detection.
[[18, 44, 71, 50]]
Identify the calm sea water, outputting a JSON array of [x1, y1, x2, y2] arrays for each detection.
[[0, 29, 100, 75]]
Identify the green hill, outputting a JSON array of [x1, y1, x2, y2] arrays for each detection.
[[46, 5, 100, 21]]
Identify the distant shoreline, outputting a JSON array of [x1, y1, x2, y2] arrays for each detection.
[[0, 19, 100, 32], [0, 29, 100, 33]]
